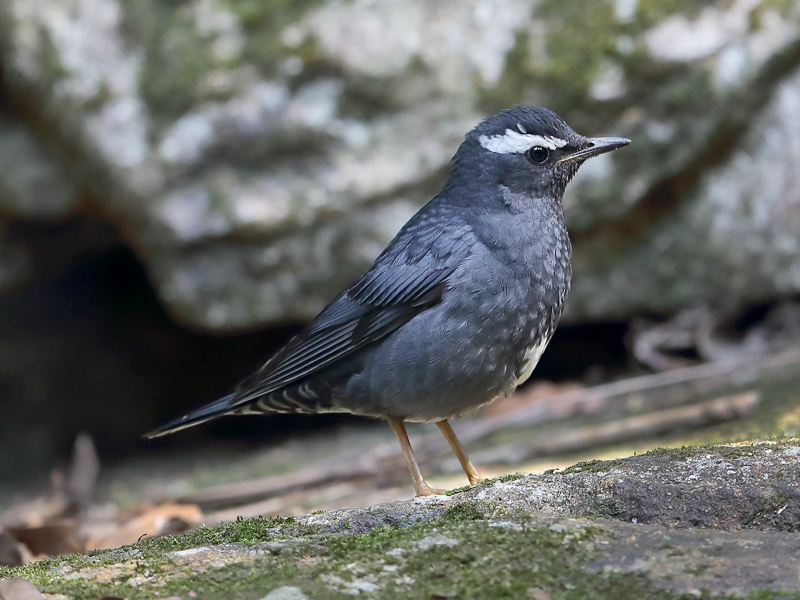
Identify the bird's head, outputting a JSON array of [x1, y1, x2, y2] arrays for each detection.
[[455, 105, 630, 200]]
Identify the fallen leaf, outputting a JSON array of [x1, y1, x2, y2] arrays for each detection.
[[87, 503, 202, 550], [6, 520, 84, 557], [0, 474, 69, 530]]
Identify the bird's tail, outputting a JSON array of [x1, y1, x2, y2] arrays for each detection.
[[144, 393, 237, 438]]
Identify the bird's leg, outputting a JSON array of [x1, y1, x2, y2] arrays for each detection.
[[436, 420, 483, 485], [387, 418, 445, 496]]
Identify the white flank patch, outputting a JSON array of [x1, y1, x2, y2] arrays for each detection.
[[513, 338, 549, 387], [479, 129, 568, 154]]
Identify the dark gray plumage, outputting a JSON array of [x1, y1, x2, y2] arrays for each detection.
[[146, 105, 630, 496]]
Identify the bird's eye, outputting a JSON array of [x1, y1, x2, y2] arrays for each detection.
[[527, 146, 549, 163]]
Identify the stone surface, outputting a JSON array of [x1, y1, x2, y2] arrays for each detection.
[[259, 587, 309, 600], [570, 60, 800, 320], [0, 116, 78, 219], [0, 1, 799, 329], [0, 578, 45, 600], [4, 443, 800, 599]]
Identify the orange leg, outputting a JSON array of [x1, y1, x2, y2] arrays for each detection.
[[436, 419, 483, 485], [388, 418, 445, 496]]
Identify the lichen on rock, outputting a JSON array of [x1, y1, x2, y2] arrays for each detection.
[[4, 443, 800, 598], [1, 0, 800, 330]]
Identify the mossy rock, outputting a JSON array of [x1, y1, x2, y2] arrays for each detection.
[[5, 443, 800, 598]]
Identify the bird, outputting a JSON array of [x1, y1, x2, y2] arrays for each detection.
[[146, 105, 630, 496]]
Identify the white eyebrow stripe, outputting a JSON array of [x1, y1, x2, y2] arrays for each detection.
[[478, 129, 568, 154]]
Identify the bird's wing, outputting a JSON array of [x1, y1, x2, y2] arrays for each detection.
[[226, 218, 474, 409]]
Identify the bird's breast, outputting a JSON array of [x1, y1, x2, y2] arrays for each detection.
[[512, 332, 552, 388]]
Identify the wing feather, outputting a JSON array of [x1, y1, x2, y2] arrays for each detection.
[[226, 215, 475, 411]]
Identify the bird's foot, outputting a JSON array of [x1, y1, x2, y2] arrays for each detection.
[[463, 462, 483, 486], [467, 473, 484, 486], [415, 482, 447, 497]]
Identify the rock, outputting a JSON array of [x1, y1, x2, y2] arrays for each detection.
[[260, 588, 309, 600], [0, 116, 79, 219], [0, 231, 28, 294], [0, 112, 81, 292], [4, 443, 800, 598], [0, 578, 45, 600], [569, 59, 800, 320], [0, 1, 799, 329], [0, 532, 31, 568]]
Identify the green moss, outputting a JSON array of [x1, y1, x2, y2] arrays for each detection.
[[118, 0, 335, 131], [478, 0, 721, 181], [642, 440, 800, 468], [84, 80, 113, 111], [121, 0, 218, 123], [481, 1, 622, 120], [634, 0, 729, 27], [439, 501, 490, 524], [446, 472, 526, 496], [480, 0, 735, 213], [32, 28, 67, 90], [761, 491, 790, 511], [643, 445, 702, 460], [120, 0, 328, 125], [740, 490, 793, 529], [594, 498, 624, 518], [0, 515, 304, 582], [747, 592, 800, 600], [0, 548, 113, 580], [537, 1, 618, 102], [561, 458, 622, 475], [0, 8, 66, 90], [0, 514, 308, 600], [686, 562, 710, 576], [478, 29, 535, 113], [5, 505, 800, 599], [227, 0, 322, 74], [136, 515, 299, 555], [750, 0, 796, 27], [490, 472, 527, 484], [642, 444, 757, 461]]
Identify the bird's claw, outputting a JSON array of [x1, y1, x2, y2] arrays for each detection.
[[415, 482, 447, 497], [467, 474, 484, 486]]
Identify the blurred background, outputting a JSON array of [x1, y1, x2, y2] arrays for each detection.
[[2, 0, 800, 551]]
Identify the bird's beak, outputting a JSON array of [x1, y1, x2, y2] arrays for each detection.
[[557, 136, 631, 164]]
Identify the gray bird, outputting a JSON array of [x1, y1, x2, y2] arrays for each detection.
[[146, 105, 630, 496]]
